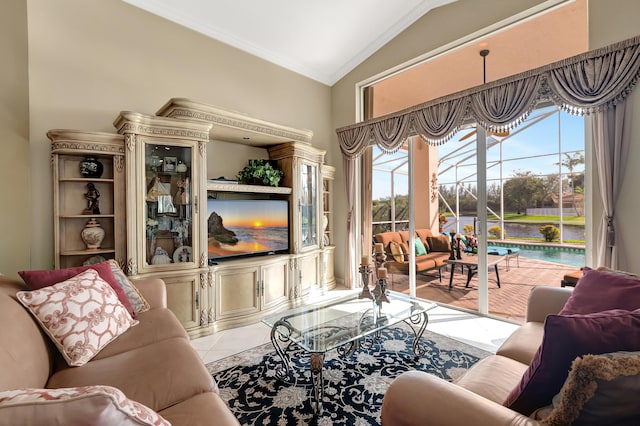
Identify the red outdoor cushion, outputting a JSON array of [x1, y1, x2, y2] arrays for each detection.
[[504, 308, 640, 415], [18, 262, 135, 317]]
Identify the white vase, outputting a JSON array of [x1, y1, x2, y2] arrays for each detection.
[[81, 218, 105, 250]]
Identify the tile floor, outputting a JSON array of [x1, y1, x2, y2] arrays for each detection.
[[191, 286, 520, 364]]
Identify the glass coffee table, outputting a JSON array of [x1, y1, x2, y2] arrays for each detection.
[[261, 291, 437, 413]]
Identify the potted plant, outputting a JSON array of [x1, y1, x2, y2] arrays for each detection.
[[236, 159, 284, 187]]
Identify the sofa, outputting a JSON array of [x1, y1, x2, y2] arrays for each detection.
[[0, 271, 240, 426], [374, 229, 451, 277], [381, 267, 640, 425]]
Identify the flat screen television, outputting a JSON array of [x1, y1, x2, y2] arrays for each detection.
[[206, 198, 289, 261]]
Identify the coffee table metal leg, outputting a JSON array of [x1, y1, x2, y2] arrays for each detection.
[[310, 353, 325, 414], [270, 320, 294, 381], [449, 266, 455, 289], [405, 311, 429, 359]]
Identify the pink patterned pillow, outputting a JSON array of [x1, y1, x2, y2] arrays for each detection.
[[16, 269, 138, 366], [0, 385, 171, 426]]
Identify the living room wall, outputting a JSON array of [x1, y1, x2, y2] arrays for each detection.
[[330, 0, 640, 274], [0, 0, 30, 276], [15, 0, 332, 276]]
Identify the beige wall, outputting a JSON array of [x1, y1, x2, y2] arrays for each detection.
[[22, 0, 331, 273], [0, 0, 30, 277]]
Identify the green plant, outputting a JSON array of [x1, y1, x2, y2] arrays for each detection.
[[539, 224, 560, 242], [236, 159, 284, 187], [463, 224, 475, 235], [488, 225, 505, 239]]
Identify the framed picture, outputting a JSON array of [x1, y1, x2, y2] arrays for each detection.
[[163, 156, 177, 172]]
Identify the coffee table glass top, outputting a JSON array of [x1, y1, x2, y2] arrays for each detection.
[[262, 290, 437, 353]]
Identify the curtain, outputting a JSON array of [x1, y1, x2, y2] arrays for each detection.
[[592, 100, 631, 268], [337, 34, 640, 271], [343, 156, 358, 289]]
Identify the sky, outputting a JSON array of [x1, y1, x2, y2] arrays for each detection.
[[372, 106, 585, 200]]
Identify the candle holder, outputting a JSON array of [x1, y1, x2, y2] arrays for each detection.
[[371, 277, 390, 308], [358, 263, 373, 300]]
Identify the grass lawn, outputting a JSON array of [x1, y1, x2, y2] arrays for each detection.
[[487, 213, 585, 226]]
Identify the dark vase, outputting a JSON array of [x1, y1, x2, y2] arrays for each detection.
[[79, 157, 104, 178]]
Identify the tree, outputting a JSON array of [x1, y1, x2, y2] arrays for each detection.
[[503, 171, 545, 214], [557, 152, 585, 216]]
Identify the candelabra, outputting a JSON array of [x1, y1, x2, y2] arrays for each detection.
[[358, 262, 373, 300]]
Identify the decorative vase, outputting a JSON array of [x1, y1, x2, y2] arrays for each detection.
[[79, 157, 104, 178], [176, 161, 188, 173], [81, 218, 105, 250]]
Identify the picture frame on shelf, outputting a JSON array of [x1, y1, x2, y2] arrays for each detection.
[[163, 156, 177, 172]]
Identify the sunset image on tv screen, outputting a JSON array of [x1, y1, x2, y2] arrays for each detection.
[[207, 199, 289, 259]]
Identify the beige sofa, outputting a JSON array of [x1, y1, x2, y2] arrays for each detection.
[[374, 229, 451, 277], [381, 285, 573, 425], [0, 275, 239, 426]]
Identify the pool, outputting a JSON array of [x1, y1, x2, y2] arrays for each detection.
[[487, 242, 585, 267]]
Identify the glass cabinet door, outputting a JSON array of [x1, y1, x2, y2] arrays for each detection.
[[144, 143, 194, 266], [300, 161, 317, 249]]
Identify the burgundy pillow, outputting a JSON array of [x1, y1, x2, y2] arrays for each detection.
[[19, 262, 135, 317], [560, 267, 640, 315], [504, 308, 640, 415]]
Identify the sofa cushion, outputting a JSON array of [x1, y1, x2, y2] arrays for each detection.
[[47, 337, 216, 412], [107, 260, 150, 315], [0, 385, 170, 426], [504, 308, 640, 415], [389, 241, 406, 263], [455, 355, 529, 404], [532, 351, 640, 425], [0, 278, 54, 391], [92, 308, 189, 360], [159, 391, 240, 426], [559, 267, 640, 315], [496, 322, 545, 365], [414, 237, 428, 256], [16, 269, 138, 367], [426, 235, 450, 252], [19, 262, 134, 317]]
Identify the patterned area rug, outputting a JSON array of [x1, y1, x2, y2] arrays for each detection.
[[206, 323, 490, 425]]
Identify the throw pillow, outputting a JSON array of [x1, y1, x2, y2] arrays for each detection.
[[504, 308, 640, 415], [559, 267, 640, 315], [388, 241, 406, 263], [0, 385, 170, 426], [107, 260, 150, 315], [426, 235, 451, 252], [532, 351, 640, 425], [19, 262, 135, 318], [414, 237, 427, 256], [16, 269, 138, 367]]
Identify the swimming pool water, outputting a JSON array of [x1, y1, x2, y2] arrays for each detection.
[[488, 242, 585, 268]]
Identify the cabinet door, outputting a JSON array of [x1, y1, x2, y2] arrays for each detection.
[[216, 265, 260, 319], [298, 252, 320, 297], [261, 259, 289, 310], [299, 160, 318, 250], [162, 271, 203, 331], [141, 141, 199, 272]]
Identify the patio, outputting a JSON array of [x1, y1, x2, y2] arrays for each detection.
[[387, 256, 578, 324]]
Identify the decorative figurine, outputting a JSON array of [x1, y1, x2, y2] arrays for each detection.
[[83, 183, 100, 215]]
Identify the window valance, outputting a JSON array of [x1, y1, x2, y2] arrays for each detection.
[[336, 34, 640, 158]]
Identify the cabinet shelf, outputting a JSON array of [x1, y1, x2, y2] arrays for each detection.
[[61, 248, 116, 256], [207, 182, 292, 194], [60, 214, 115, 219], [60, 177, 115, 183]]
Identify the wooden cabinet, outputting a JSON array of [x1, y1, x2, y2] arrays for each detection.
[[212, 255, 289, 331], [114, 112, 213, 337], [49, 130, 126, 269]]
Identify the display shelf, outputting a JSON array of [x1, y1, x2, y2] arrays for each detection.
[[207, 182, 292, 194], [48, 130, 126, 269]]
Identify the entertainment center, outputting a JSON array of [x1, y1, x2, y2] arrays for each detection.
[[49, 98, 335, 337]]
